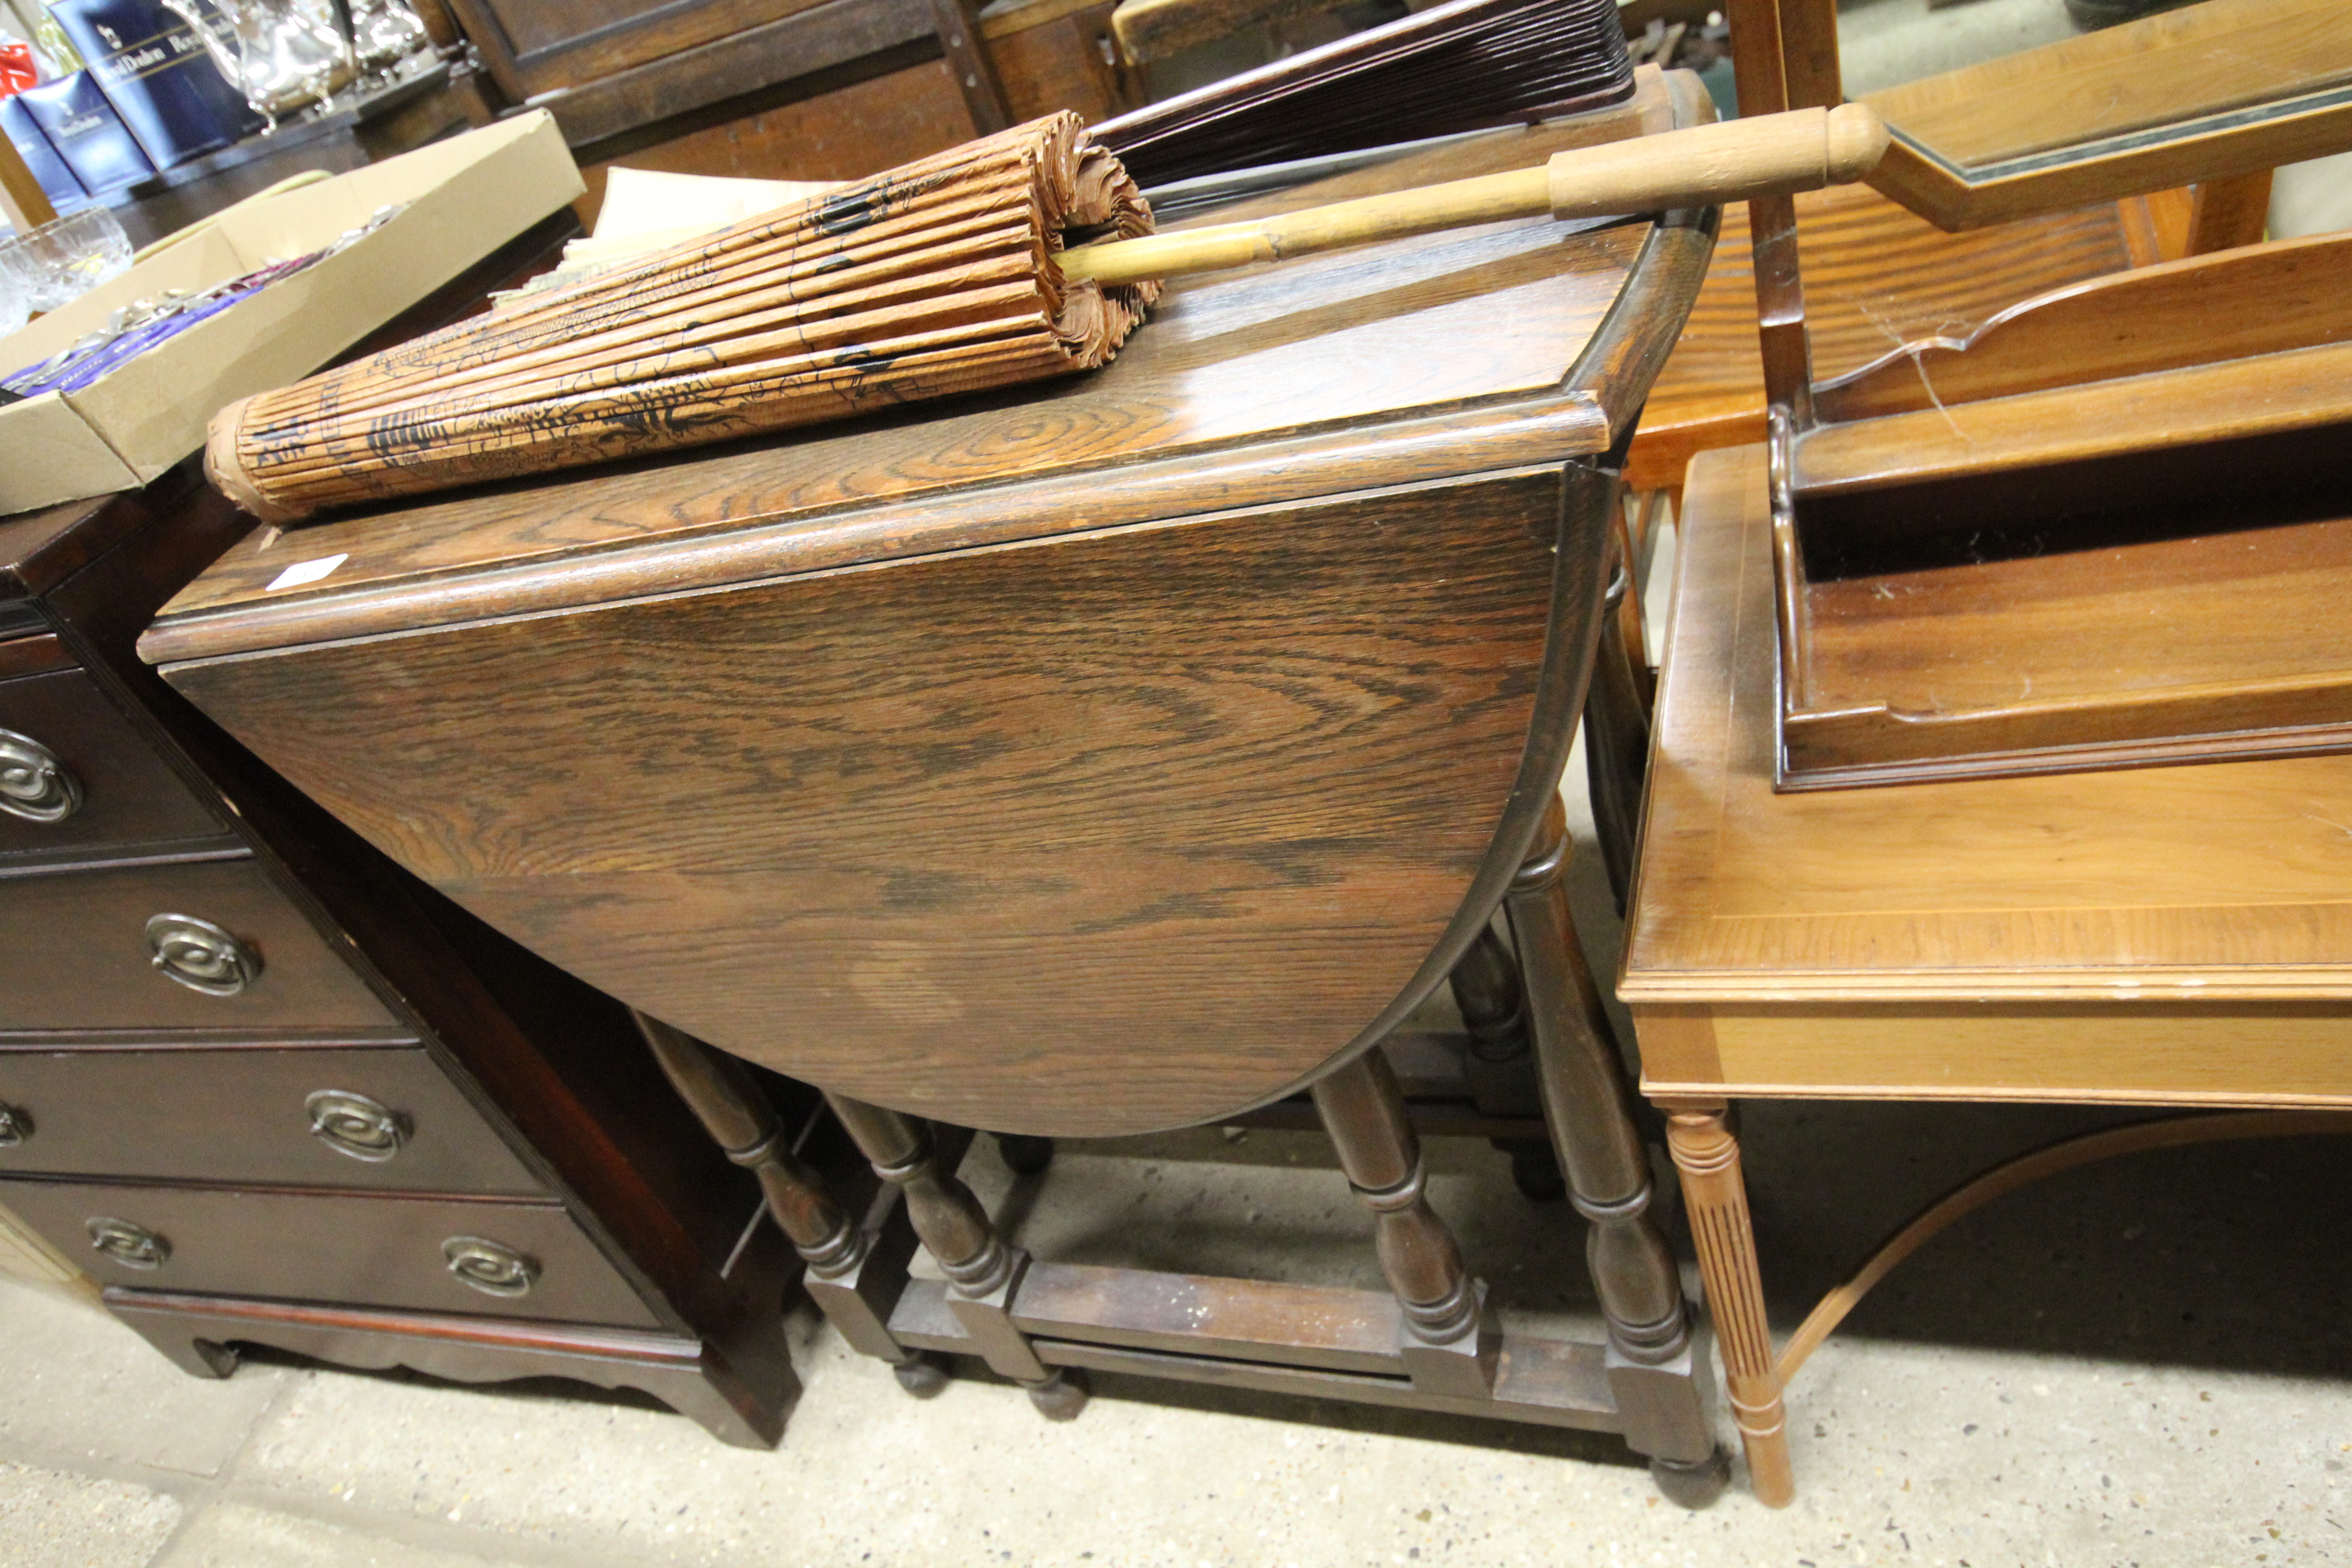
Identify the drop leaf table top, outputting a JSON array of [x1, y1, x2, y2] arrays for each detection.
[[143, 68, 1719, 1136]]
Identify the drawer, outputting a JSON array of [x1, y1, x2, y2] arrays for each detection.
[[0, 859, 399, 1033], [0, 670, 228, 863], [0, 1178, 665, 1328], [0, 1044, 545, 1195]]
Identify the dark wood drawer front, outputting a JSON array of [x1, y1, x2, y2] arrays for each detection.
[[0, 1045, 546, 1194], [0, 670, 228, 862], [0, 1179, 663, 1328], [0, 633, 74, 680], [0, 860, 399, 1033]]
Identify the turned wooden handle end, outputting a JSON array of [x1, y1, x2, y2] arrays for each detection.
[[1824, 103, 1891, 185], [1545, 102, 1891, 220]]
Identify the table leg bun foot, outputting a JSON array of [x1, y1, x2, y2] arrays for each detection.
[[1025, 1367, 1090, 1421], [1500, 1137, 1566, 1202], [892, 1353, 952, 1399], [1649, 1447, 1730, 1509], [997, 1133, 1055, 1176]]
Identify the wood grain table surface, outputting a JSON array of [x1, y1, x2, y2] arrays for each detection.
[[142, 70, 1720, 1137]]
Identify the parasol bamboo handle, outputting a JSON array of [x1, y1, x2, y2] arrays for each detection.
[[1058, 103, 1888, 288]]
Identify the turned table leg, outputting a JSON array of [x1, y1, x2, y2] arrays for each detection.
[[1452, 926, 1565, 1202], [1506, 800, 1726, 1507], [634, 1014, 948, 1393], [1665, 1101, 1794, 1507], [825, 1093, 1088, 1420], [1313, 1050, 1497, 1396]]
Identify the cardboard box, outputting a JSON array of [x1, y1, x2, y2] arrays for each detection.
[[0, 112, 583, 514]]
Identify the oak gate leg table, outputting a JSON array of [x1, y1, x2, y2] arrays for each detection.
[[1622, 443, 2352, 1506], [142, 67, 1752, 1501]]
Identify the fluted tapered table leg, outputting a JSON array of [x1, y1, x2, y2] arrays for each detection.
[[1506, 799, 1726, 1506], [1666, 1101, 1794, 1507]]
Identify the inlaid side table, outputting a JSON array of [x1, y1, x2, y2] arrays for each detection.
[[1620, 441, 2352, 1504]]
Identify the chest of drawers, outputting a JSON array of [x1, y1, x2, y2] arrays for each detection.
[[0, 468, 798, 1447]]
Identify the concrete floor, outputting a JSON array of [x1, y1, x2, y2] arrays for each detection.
[[1835, 0, 2078, 95], [5, 1088, 2352, 1568], [11, 7, 2352, 1562]]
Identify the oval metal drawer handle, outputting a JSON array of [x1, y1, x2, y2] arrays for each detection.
[[442, 1235, 539, 1298], [87, 1216, 169, 1270], [306, 1089, 410, 1162], [144, 913, 262, 996], [0, 1101, 30, 1147], [0, 729, 83, 823]]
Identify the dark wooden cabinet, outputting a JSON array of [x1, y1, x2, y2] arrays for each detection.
[[453, 0, 1138, 229], [0, 860, 404, 1031], [0, 668, 229, 860], [450, 0, 840, 101], [0, 469, 800, 1447]]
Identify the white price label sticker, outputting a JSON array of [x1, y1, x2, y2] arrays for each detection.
[[265, 554, 349, 593]]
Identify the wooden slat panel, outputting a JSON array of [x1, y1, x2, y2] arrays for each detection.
[[0, 636, 73, 681], [1046, 1333, 1618, 1428], [1813, 231, 2352, 424], [892, 1276, 1620, 1426], [1013, 1259, 1404, 1372], [1625, 181, 2138, 492], [554, 8, 953, 159], [1801, 517, 2352, 717], [1794, 340, 2352, 500], [992, 0, 1131, 122], [490, 0, 837, 90], [1863, 96, 2352, 234]]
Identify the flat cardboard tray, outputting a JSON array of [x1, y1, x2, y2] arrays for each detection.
[[0, 112, 582, 515]]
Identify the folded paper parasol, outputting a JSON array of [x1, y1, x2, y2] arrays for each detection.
[[206, 104, 1887, 524]]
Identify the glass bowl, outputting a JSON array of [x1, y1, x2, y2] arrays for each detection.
[[0, 207, 134, 314], [0, 259, 26, 339]]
